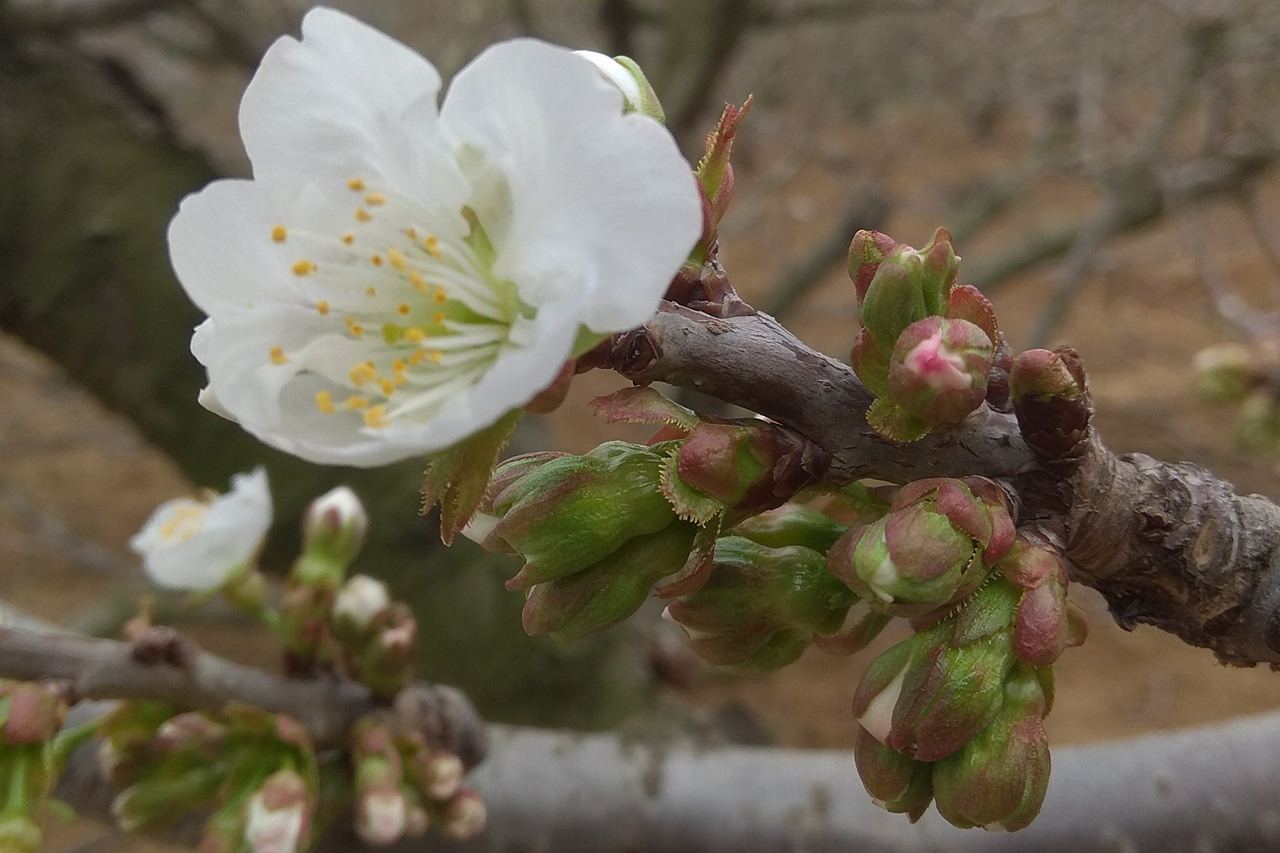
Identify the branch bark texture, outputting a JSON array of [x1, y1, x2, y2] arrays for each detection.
[[598, 303, 1280, 666]]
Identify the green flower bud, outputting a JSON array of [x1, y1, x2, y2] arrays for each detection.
[[728, 504, 847, 553], [665, 536, 856, 671], [855, 228, 959, 356], [487, 442, 677, 590], [853, 727, 934, 822], [829, 478, 1012, 614], [1195, 342, 1257, 404], [522, 522, 698, 643], [932, 664, 1051, 831], [297, 486, 368, 583]]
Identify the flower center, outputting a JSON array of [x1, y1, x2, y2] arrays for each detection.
[[267, 177, 531, 431], [158, 502, 207, 544]]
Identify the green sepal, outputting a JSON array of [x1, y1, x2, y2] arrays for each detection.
[[422, 409, 523, 544]]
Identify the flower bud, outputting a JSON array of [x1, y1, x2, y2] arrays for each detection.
[[111, 765, 223, 831], [1009, 347, 1091, 463], [488, 442, 677, 590], [355, 754, 406, 845], [152, 712, 226, 758], [886, 316, 993, 431], [332, 575, 392, 641], [1, 682, 66, 745], [354, 604, 417, 699], [461, 451, 569, 553], [932, 664, 1051, 831], [666, 536, 856, 671], [854, 595, 1015, 762], [854, 228, 959, 362], [408, 749, 465, 802], [575, 52, 664, 121], [243, 769, 312, 853], [299, 486, 368, 578], [440, 789, 487, 841], [728, 503, 847, 552], [522, 522, 698, 642], [829, 478, 1009, 614], [853, 727, 933, 822]]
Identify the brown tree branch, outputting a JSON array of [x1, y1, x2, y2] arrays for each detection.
[[594, 302, 1280, 666], [0, 620, 486, 758]]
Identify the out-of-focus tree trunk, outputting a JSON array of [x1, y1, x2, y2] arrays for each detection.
[[0, 42, 651, 729]]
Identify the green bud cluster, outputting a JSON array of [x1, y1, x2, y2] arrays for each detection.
[[828, 477, 1014, 615], [848, 229, 999, 441], [99, 702, 320, 851], [849, 539, 1087, 831], [665, 535, 859, 671]]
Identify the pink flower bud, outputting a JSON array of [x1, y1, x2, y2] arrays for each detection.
[[887, 317, 993, 430], [1, 682, 66, 745], [333, 575, 392, 634], [355, 786, 407, 846]]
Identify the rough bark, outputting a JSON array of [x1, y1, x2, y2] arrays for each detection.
[[593, 302, 1280, 666]]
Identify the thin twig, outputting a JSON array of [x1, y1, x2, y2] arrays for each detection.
[[1, 0, 184, 34]]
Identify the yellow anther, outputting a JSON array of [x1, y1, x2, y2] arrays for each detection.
[[433, 287, 447, 304], [355, 208, 372, 223], [408, 350, 427, 365], [347, 178, 366, 191], [315, 391, 336, 415], [271, 225, 288, 243], [432, 312, 445, 325], [378, 377, 395, 395], [388, 248, 408, 271], [349, 361, 376, 386], [424, 236, 442, 258], [392, 359, 407, 372], [342, 233, 355, 245], [345, 396, 370, 411], [316, 300, 330, 316], [405, 227, 418, 240], [345, 317, 364, 337], [397, 303, 411, 315], [363, 405, 389, 429], [409, 270, 429, 292], [270, 346, 288, 366], [366, 286, 377, 297], [371, 254, 384, 267], [292, 260, 315, 277], [403, 327, 425, 343], [364, 193, 386, 206], [428, 350, 443, 364]]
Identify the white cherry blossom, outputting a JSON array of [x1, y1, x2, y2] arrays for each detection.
[[129, 467, 272, 591], [170, 7, 701, 466]]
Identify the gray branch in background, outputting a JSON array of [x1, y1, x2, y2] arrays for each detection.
[[54, 711, 1280, 853]]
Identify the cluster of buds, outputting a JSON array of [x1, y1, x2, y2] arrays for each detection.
[[349, 713, 484, 845], [828, 477, 1014, 615], [848, 229, 1000, 441], [467, 387, 829, 643], [664, 533, 858, 671], [851, 539, 1087, 830], [276, 488, 417, 699], [0, 681, 79, 853], [100, 703, 320, 852]]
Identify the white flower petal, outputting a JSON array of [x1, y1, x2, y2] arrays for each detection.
[[130, 467, 273, 591], [239, 6, 469, 218], [441, 39, 701, 332]]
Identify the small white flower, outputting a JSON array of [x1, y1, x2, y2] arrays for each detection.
[[129, 467, 272, 591], [171, 8, 701, 466], [356, 787, 407, 845]]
